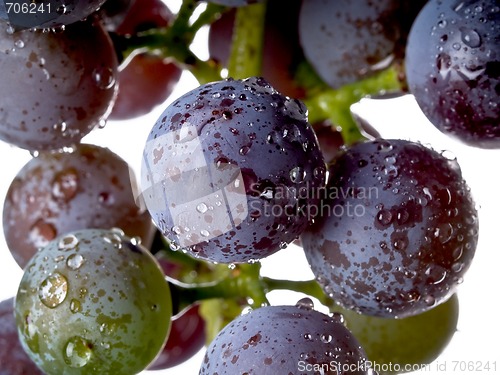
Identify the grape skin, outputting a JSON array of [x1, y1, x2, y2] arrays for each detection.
[[0, 298, 44, 375], [405, 0, 500, 148], [3, 144, 154, 269], [15, 228, 172, 375], [199, 304, 369, 375], [141, 77, 326, 263], [299, 0, 400, 89], [301, 139, 478, 318], [0, 18, 117, 151]]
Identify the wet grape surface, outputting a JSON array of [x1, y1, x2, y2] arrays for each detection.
[[141, 77, 326, 263], [301, 139, 478, 318]]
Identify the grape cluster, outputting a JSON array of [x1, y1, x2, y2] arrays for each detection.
[[0, 0, 496, 374]]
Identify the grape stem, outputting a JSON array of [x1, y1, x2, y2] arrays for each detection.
[[303, 65, 404, 145], [116, 0, 224, 83], [227, 2, 266, 79]]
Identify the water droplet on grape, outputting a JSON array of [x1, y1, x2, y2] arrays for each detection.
[[67, 254, 84, 270], [14, 40, 25, 49], [290, 166, 306, 183], [103, 233, 123, 249], [461, 27, 481, 48], [239, 145, 251, 155], [58, 234, 80, 251], [52, 168, 79, 201], [63, 336, 93, 368], [70, 299, 82, 313], [196, 203, 208, 213], [295, 297, 314, 310], [39, 272, 68, 308], [92, 67, 115, 90], [200, 229, 210, 237], [376, 209, 393, 226]]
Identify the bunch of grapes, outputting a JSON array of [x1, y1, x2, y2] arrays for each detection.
[[0, 0, 497, 374]]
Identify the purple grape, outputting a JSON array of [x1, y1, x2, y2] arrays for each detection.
[[0, 298, 44, 375], [200, 301, 370, 374], [405, 0, 500, 148], [301, 139, 478, 318], [3, 144, 154, 269], [299, 0, 400, 89], [0, 18, 117, 151], [141, 77, 326, 263]]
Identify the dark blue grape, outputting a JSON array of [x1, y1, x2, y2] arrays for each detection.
[[299, 0, 400, 89], [0, 18, 117, 151], [301, 139, 478, 318], [406, 0, 500, 148], [141, 77, 326, 263], [200, 301, 370, 375]]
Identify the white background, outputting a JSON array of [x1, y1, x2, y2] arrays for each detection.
[[1, 1, 499, 373]]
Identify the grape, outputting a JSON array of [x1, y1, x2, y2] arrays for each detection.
[[405, 0, 500, 148], [141, 77, 326, 263], [148, 304, 206, 370], [200, 301, 370, 374], [0, 298, 44, 375], [299, 0, 400, 89], [3, 143, 154, 269], [98, 0, 135, 32], [336, 294, 459, 374], [301, 139, 478, 318], [1, 0, 107, 30], [14, 228, 172, 375], [0, 18, 117, 151], [312, 120, 344, 164], [109, 0, 182, 120], [202, 0, 264, 7], [209, 0, 305, 99]]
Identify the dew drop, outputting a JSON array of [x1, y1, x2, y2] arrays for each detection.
[[196, 203, 208, 213], [103, 233, 123, 249], [289, 166, 306, 183], [425, 266, 447, 284], [63, 336, 93, 368], [39, 272, 68, 308], [6, 25, 15, 34], [67, 254, 84, 270], [424, 295, 436, 306], [434, 222, 454, 244], [200, 229, 210, 237], [461, 27, 481, 48], [303, 333, 313, 341], [296, 297, 314, 310], [239, 145, 251, 155], [321, 334, 333, 343], [330, 312, 345, 324], [377, 141, 393, 152], [14, 40, 25, 48], [58, 234, 80, 251], [70, 299, 82, 313], [92, 67, 115, 90], [52, 168, 78, 201], [376, 209, 393, 226]]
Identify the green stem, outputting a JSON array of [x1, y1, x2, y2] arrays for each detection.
[[303, 65, 404, 145], [262, 277, 335, 310], [117, 0, 222, 84], [227, 2, 267, 78], [168, 263, 268, 315]]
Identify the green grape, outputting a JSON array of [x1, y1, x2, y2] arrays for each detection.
[[14, 228, 172, 375], [336, 294, 459, 374]]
